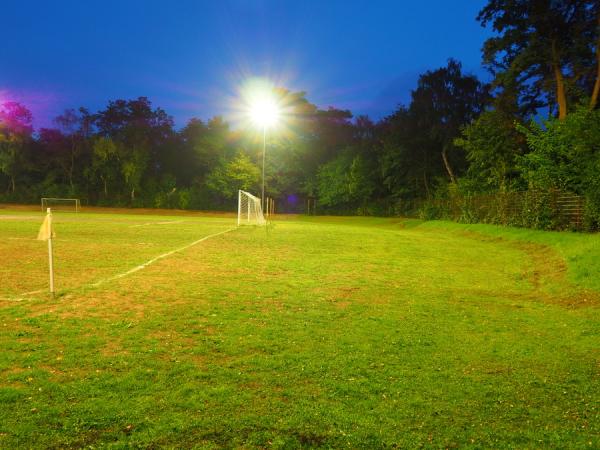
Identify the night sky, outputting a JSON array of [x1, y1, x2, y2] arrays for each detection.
[[1, 0, 491, 129]]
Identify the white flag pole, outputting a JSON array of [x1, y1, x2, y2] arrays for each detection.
[[37, 207, 56, 297], [46, 208, 55, 297]]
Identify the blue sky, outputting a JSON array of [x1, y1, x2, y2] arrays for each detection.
[[0, 0, 491, 129]]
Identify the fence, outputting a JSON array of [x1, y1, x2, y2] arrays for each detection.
[[405, 190, 588, 231]]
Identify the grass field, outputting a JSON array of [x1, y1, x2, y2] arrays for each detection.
[[0, 207, 598, 448]]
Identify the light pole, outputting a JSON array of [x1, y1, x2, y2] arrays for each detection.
[[248, 92, 279, 213], [261, 125, 266, 212]]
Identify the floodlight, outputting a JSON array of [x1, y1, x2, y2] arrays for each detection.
[[249, 96, 279, 129]]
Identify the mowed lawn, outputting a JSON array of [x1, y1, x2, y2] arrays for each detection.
[[0, 209, 598, 448]]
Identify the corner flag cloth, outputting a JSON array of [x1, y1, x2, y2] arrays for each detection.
[[37, 211, 56, 241]]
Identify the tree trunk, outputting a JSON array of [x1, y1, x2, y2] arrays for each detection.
[[10, 176, 15, 193], [590, 14, 600, 110], [131, 188, 135, 201], [423, 170, 430, 198], [552, 40, 568, 120], [441, 145, 457, 184], [69, 145, 75, 192]]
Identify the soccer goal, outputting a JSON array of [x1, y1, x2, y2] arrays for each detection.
[[41, 197, 81, 213], [238, 190, 265, 226]]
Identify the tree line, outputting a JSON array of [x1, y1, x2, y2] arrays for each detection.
[[1, 0, 599, 227]]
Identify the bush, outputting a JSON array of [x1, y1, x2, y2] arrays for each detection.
[[519, 107, 600, 231], [419, 201, 444, 220]]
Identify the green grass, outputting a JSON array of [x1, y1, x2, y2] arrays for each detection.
[[416, 220, 600, 292], [0, 210, 598, 448]]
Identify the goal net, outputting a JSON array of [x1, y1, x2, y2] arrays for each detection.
[[238, 190, 265, 226], [41, 197, 81, 213]]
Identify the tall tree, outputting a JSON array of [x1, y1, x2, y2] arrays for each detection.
[[379, 107, 426, 198], [378, 61, 488, 201], [518, 107, 600, 228], [590, 12, 600, 109], [0, 102, 34, 193], [94, 97, 175, 202], [455, 110, 527, 192], [54, 108, 93, 192], [410, 59, 488, 183], [478, 0, 600, 119], [317, 149, 376, 213], [37, 128, 70, 187], [88, 136, 119, 198], [205, 152, 260, 200]]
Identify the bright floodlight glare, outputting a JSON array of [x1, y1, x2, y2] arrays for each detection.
[[249, 96, 279, 128]]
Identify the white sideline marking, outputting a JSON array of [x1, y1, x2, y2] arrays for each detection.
[[91, 227, 236, 287], [20, 288, 46, 296], [0, 288, 46, 302], [130, 220, 185, 228], [0, 215, 41, 220]]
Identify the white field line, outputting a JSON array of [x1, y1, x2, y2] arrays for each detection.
[[0, 215, 41, 220], [90, 227, 236, 287], [0, 288, 47, 302], [20, 288, 47, 296], [0, 227, 236, 303], [130, 220, 185, 228]]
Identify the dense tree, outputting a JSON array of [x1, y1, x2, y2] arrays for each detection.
[[179, 118, 209, 185], [307, 108, 354, 169], [53, 108, 92, 192], [410, 59, 489, 183], [478, 0, 600, 118], [37, 128, 70, 188], [379, 107, 423, 199], [378, 60, 488, 200], [93, 97, 175, 203], [519, 107, 600, 226], [519, 107, 600, 192], [88, 136, 119, 198], [455, 110, 527, 192], [0, 102, 34, 193], [317, 150, 376, 213], [205, 152, 260, 201], [183, 116, 232, 181]]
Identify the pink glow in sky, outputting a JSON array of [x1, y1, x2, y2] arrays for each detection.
[[0, 88, 62, 131]]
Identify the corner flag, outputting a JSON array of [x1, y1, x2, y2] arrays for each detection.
[[37, 208, 56, 296], [37, 208, 56, 241]]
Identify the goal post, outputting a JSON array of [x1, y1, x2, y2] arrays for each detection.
[[237, 190, 265, 226], [41, 198, 81, 213]]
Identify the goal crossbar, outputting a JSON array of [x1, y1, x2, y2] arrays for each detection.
[[237, 190, 265, 226], [41, 198, 81, 213]]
